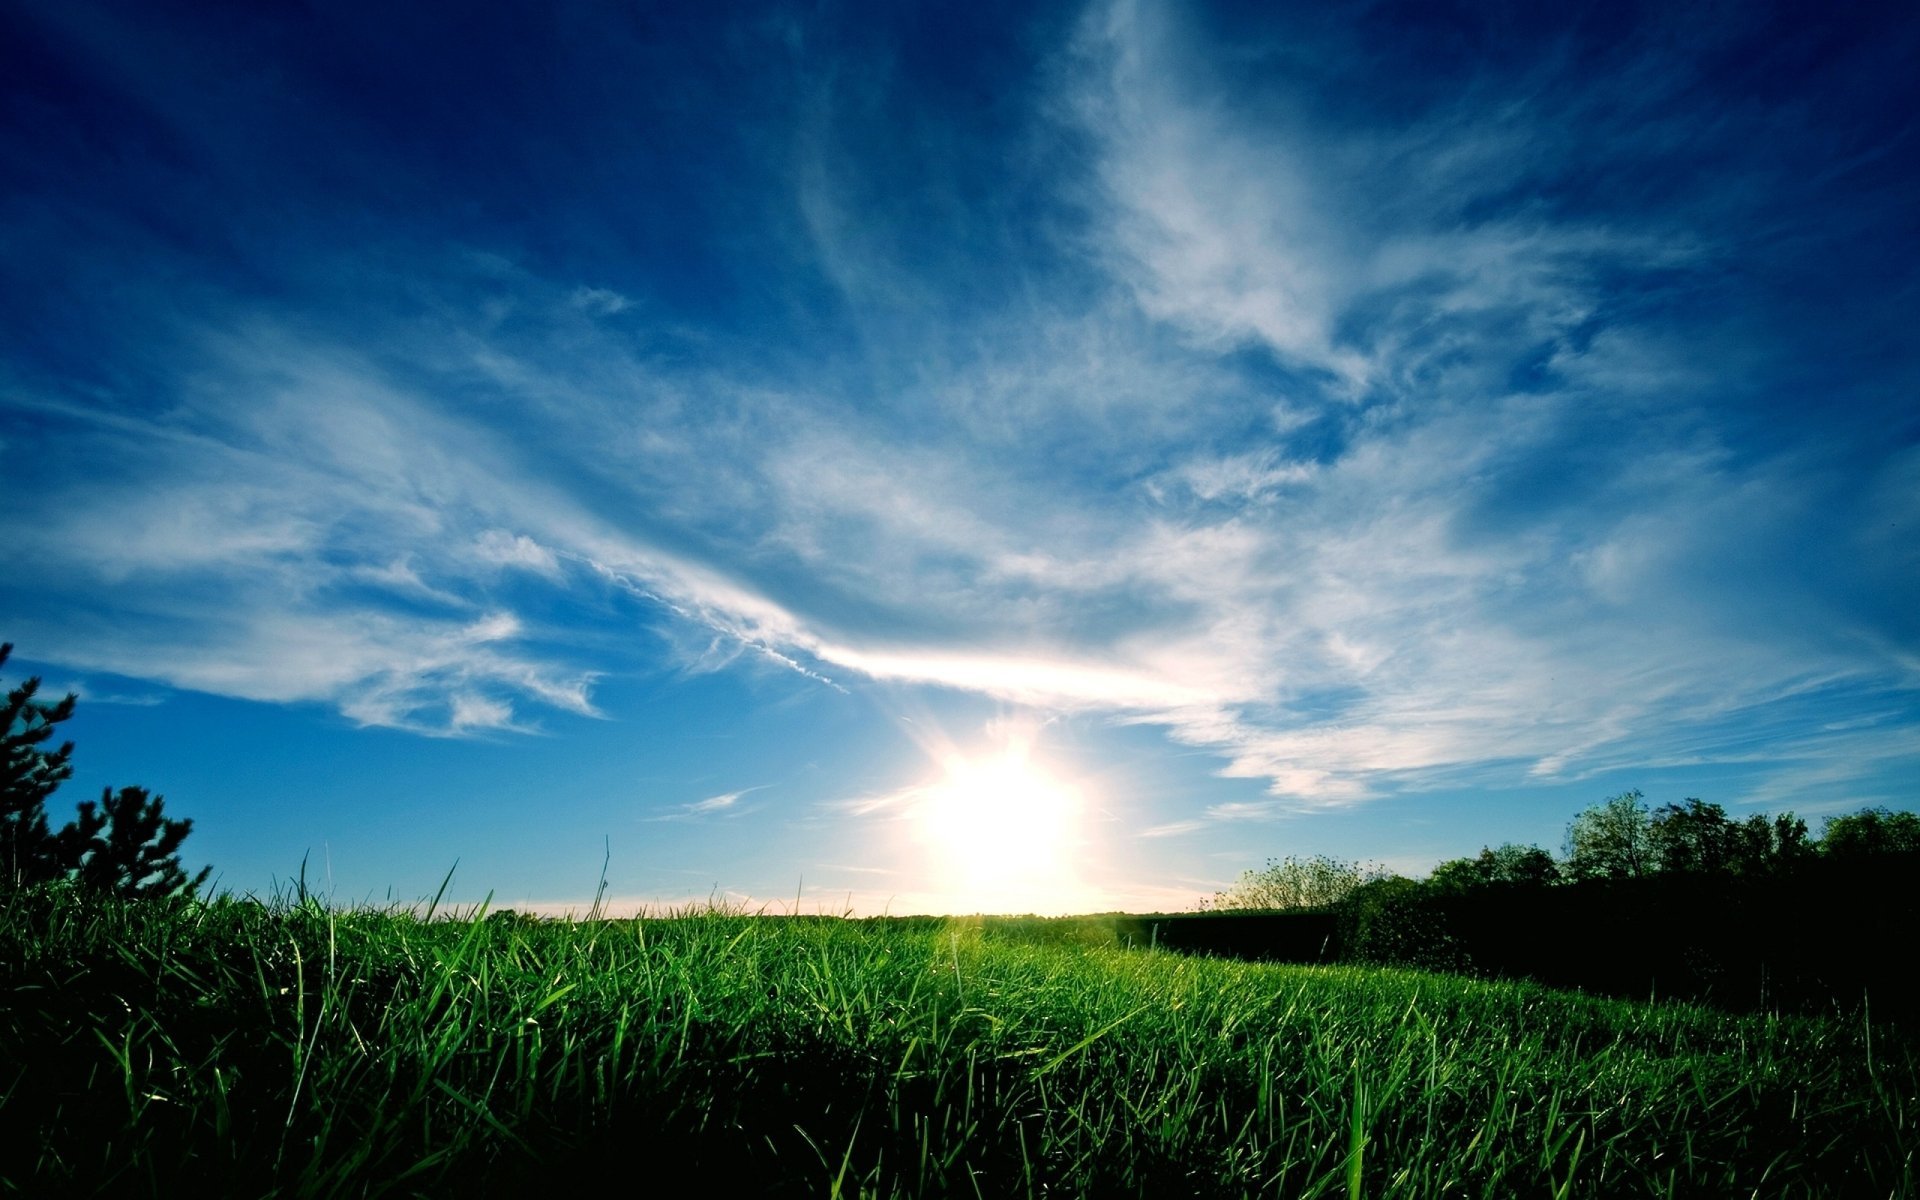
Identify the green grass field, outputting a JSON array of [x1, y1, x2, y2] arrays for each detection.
[[3, 886, 1914, 1198]]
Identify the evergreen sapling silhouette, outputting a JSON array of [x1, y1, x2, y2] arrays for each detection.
[[67, 785, 211, 899], [0, 642, 210, 897], [1, 643, 75, 886]]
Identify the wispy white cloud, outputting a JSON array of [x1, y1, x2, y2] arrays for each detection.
[[14, 256, 1893, 797], [643, 786, 770, 823], [1147, 450, 1318, 506], [0, 331, 617, 735], [41, 680, 166, 707], [810, 643, 1207, 711], [1068, 0, 1366, 386], [1068, 0, 1704, 408], [1137, 820, 1204, 838], [474, 530, 564, 579], [567, 286, 632, 317], [689, 791, 747, 814]]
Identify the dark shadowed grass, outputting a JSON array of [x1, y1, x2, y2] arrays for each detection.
[[1, 885, 1913, 1197]]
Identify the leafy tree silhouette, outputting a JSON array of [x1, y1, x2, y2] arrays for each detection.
[[1821, 807, 1920, 857], [1, 642, 210, 897], [1648, 799, 1815, 876], [1428, 843, 1559, 892], [1648, 798, 1737, 874], [1564, 790, 1653, 880]]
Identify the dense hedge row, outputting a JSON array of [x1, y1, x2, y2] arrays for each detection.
[[1100, 853, 1920, 1025]]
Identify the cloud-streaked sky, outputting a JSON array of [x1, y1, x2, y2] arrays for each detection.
[[3, 0, 1915, 914]]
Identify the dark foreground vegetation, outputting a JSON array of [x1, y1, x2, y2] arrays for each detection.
[[4, 885, 1917, 1198]]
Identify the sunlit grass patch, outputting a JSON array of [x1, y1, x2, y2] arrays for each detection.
[[1, 884, 1913, 1197]]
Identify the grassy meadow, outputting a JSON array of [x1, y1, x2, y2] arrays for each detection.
[[2, 885, 1915, 1198]]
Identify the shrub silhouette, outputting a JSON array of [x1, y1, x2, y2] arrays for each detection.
[[1206, 854, 1386, 911], [1339, 876, 1464, 970]]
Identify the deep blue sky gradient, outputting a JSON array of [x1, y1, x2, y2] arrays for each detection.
[[3, 0, 1916, 912]]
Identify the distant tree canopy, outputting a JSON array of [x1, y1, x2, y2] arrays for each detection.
[[1647, 798, 1813, 876], [1821, 807, 1920, 857], [1559, 791, 1855, 882], [1211, 791, 1914, 911], [1428, 843, 1560, 893], [1, 643, 209, 899], [1564, 790, 1655, 880]]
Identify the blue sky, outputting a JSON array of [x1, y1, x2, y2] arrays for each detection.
[[2, 0, 1915, 915]]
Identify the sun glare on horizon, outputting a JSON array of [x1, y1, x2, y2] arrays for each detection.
[[915, 736, 1091, 914]]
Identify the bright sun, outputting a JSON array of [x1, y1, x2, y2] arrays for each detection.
[[917, 740, 1087, 913]]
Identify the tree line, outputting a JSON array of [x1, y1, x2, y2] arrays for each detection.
[[1191, 790, 1920, 1022], [1458, 789, 1917, 887], [1211, 789, 1919, 911], [1, 643, 208, 898]]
